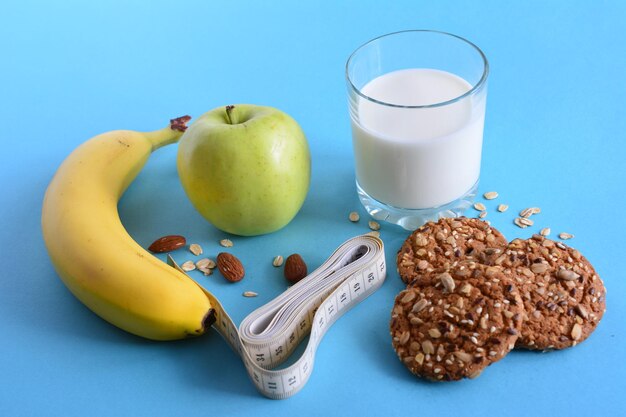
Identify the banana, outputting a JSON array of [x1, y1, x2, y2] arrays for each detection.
[[41, 116, 215, 341]]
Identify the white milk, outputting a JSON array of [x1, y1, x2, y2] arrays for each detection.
[[351, 68, 486, 209]]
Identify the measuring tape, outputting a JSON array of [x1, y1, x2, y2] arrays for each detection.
[[169, 234, 386, 399]]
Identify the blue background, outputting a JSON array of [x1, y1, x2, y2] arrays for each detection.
[[1, 1, 625, 416]]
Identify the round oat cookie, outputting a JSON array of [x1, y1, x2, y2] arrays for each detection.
[[396, 217, 508, 285], [489, 235, 606, 350], [389, 261, 524, 381]]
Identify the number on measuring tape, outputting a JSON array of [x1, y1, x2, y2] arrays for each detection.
[[327, 302, 335, 317]]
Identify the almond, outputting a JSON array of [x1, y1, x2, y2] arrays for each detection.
[[216, 253, 245, 282], [284, 254, 307, 283], [148, 235, 186, 253]]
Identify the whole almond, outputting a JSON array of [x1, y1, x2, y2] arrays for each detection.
[[148, 235, 186, 253], [284, 254, 307, 283], [216, 253, 245, 282]]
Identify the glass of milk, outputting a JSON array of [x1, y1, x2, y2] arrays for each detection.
[[346, 30, 489, 230]]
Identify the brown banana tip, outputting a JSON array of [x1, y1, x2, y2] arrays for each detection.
[[202, 308, 217, 330], [170, 115, 192, 132]]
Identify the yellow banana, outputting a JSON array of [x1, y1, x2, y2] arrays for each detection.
[[41, 116, 215, 340]]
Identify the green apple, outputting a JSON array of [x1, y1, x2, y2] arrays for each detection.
[[177, 104, 311, 236]]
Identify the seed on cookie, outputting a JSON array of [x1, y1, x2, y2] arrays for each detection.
[[530, 263, 549, 274], [421, 340, 435, 355], [495, 236, 605, 350], [396, 218, 508, 286], [401, 291, 416, 304], [439, 272, 455, 292], [575, 305, 589, 319], [412, 299, 428, 313], [557, 269, 580, 281], [391, 262, 524, 381]]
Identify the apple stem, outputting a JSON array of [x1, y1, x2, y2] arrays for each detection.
[[225, 105, 239, 125]]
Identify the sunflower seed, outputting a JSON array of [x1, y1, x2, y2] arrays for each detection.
[[189, 243, 203, 256], [530, 263, 549, 274], [571, 323, 582, 340], [453, 351, 472, 363], [559, 232, 574, 240], [540, 227, 551, 237], [557, 269, 580, 281], [243, 291, 258, 297], [575, 304, 589, 320], [349, 211, 360, 222], [399, 331, 410, 345], [439, 272, 456, 292], [468, 369, 483, 379], [483, 191, 498, 200], [459, 283, 472, 295], [421, 340, 435, 355], [497, 204, 509, 212], [412, 299, 428, 313], [479, 211, 487, 219], [220, 239, 233, 248], [415, 353, 425, 365], [428, 328, 442, 338], [474, 202, 486, 211], [272, 255, 284, 267], [401, 291, 416, 304]]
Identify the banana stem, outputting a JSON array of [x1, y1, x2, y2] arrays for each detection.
[[145, 115, 192, 151]]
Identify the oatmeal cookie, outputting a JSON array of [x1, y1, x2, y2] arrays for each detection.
[[390, 261, 524, 381], [396, 217, 508, 285], [487, 235, 606, 350]]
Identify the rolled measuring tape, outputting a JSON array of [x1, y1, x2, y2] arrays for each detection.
[[168, 234, 386, 399]]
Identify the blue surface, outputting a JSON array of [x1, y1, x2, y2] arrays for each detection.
[[1, 1, 625, 416]]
